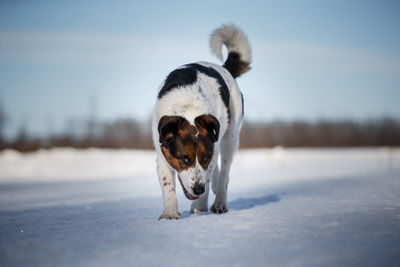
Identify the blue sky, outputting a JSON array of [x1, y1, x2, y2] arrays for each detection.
[[0, 0, 399, 138]]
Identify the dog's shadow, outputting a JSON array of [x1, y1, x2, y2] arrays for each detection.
[[228, 194, 280, 210], [181, 194, 281, 219]]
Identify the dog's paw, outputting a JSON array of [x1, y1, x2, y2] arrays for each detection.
[[211, 201, 228, 214], [191, 199, 208, 214], [159, 209, 181, 220], [191, 207, 208, 214]]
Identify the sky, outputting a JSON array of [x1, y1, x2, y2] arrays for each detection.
[[0, 0, 399, 138]]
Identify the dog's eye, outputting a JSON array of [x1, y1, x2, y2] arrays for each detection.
[[200, 153, 210, 165], [179, 156, 190, 166]]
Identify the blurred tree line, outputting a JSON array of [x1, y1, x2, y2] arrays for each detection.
[[0, 113, 400, 152], [2, 118, 153, 152], [240, 118, 400, 148]]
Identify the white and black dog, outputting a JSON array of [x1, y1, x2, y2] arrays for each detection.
[[152, 24, 252, 219]]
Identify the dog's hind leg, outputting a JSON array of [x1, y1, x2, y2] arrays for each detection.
[[211, 163, 219, 195], [157, 155, 180, 219], [211, 130, 239, 213]]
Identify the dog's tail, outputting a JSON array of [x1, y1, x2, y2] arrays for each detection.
[[210, 24, 252, 78]]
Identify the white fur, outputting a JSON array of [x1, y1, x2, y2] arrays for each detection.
[[210, 24, 252, 63]]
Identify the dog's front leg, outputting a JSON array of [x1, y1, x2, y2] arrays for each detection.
[[157, 156, 180, 219], [191, 160, 218, 214], [191, 180, 209, 214]]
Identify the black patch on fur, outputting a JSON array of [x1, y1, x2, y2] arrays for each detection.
[[158, 67, 198, 99], [223, 52, 249, 78], [186, 63, 230, 113]]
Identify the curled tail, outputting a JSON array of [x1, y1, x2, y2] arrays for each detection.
[[209, 24, 252, 78]]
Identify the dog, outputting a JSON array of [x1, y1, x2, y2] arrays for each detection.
[[152, 24, 252, 219]]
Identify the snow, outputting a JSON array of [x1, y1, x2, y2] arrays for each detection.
[[1, 147, 399, 266]]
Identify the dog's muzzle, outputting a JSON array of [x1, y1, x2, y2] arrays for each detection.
[[178, 176, 205, 200]]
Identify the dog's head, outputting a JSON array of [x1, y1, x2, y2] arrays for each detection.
[[158, 114, 220, 200]]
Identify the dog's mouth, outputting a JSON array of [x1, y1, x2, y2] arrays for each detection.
[[178, 175, 199, 200]]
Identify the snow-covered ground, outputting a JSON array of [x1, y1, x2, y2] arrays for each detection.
[[0, 147, 399, 266]]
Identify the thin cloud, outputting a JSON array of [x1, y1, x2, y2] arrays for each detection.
[[0, 32, 209, 64], [3, 32, 397, 76], [254, 40, 400, 75]]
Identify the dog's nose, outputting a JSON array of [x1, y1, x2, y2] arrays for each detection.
[[192, 182, 205, 195]]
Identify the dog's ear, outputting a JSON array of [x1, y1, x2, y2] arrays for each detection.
[[158, 116, 187, 146], [195, 114, 220, 143]]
